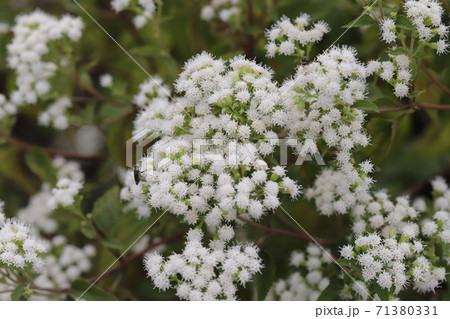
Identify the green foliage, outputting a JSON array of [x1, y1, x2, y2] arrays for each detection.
[[0, 0, 449, 301], [318, 279, 344, 301], [24, 147, 57, 186]]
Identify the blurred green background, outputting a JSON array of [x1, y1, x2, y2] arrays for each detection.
[[0, 0, 449, 300]]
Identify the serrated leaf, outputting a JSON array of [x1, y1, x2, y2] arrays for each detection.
[[254, 250, 275, 300], [318, 279, 344, 301], [70, 279, 118, 301], [354, 100, 380, 113], [396, 14, 414, 30], [342, 14, 375, 28], [25, 147, 57, 186], [91, 186, 122, 236]]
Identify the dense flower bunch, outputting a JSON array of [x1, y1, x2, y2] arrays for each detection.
[[17, 184, 57, 235], [33, 236, 96, 291], [335, 177, 450, 298], [144, 229, 262, 300], [111, 0, 156, 29], [404, 0, 448, 48], [200, 0, 240, 23], [47, 157, 85, 210], [269, 243, 332, 300], [370, 0, 449, 99], [367, 54, 412, 98], [0, 0, 449, 302], [281, 47, 373, 211], [18, 157, 84, 234], [122, 53, 301, 226], [38, 96, 72, 130], [380, 0, 448, 51], [265, 14, 330, 58], [0, 202, 47, 272], [0, 10, 83, 121], [306, 168, 373, 216]]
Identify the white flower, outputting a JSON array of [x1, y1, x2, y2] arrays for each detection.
[[112, 0, 156, 28], [2, 10, 83, 120], [144, 230, 262, 300], [0, 214, 47, 272], [264, 14, 330, 57], [99, 74, 113, 88]]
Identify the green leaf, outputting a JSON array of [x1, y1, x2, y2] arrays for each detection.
[[80, 221, 97, 239], [337, 259, 361, 273], [373, 284, 389, 301], [11, 285, 25, 301], [388, 47, 406, 55], [254, 250, 275, 300], [25, 147, 57, 186], [342, 14, 375, 28], [69, 279, 118, 301], [102, 237, 125, 251], [91, 186, 122, 236], [318, 279, 344, 301], [415, 51, 430, 59], [396, 15, 414, 30], [353, 100, 380, 113], [409, 90, 426, 98], [0, 147, 35, 195]]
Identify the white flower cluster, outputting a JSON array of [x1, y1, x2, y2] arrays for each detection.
[[47, 157, 85, 210], [405, 0, 449, 53], [17, 184, 57, 235], [200, 0, 240, 23], [0, 10, 83, 119], [111, 0, 156, 29], [306, 167, 373, 216], [18, 157, 84, 234], [341, 234, 446, 294], [0, 203, 47, 272], [38, 96, 72, 130], [173, 52, 286, 139], [132, 76, 172, 135], [33, 236, 96, 290], [265, 14, 330, 57], [270, 243, 331, 300], [378, 1, 449, 54], [282, 46, 370, 170], [367, 54, 412, 98], [121, 136, 300, 225], [133, 76, 171, 108], [123, 52, 301, 229], [144, 229, 262, 300], [337, 177, 450, 296], [380, 18, 397, 44]]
